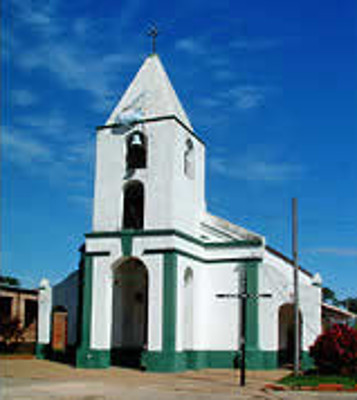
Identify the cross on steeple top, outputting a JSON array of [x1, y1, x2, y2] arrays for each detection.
[[148, 24, 158, 54]]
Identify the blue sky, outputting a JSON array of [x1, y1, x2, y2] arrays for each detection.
[[2, 0, 356, 299]]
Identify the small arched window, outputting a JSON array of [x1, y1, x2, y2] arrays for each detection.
[[183, 267, 194, 349], [126, 131, 147, 170], [184, 267, 193, 287], [123, 181, 144, 229], [184, 138, 194, 179]]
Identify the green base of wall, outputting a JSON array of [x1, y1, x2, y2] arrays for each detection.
[[142, 350, 279, 372], [142, 350, 314, 372], [35, 343, 50, 360], [35, 345, 314, 372], [301, 351, 315, 370], [75, 348, 110, 368], [246, 349, 278, 370], [142, 351, 186, 372]]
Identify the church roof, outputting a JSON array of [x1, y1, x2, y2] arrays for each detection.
[[201, 212, 263, 243], [106, 54, 192, 129]]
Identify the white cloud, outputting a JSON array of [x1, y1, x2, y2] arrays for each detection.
[[213, 69, 236, 82], [231, 38, 282, 51], [68, 194, 93, 211], [9, 0, 59, 35], [175, 38, 206, 55], [307, 248, 357, 257], [63, 141, 95, 165], [11, 89, 37, 106], [209, 151, 304, 182], [2, 128, 52, 165], [7, 0, 138, 113], [197, 97, 222, 108], [73, 18, 90, 37], [2, 122, 94, 189], [229, 86, 266, 110], [17, 112, 67, 138]]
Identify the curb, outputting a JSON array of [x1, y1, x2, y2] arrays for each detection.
[[264, 383, 357, 392], [0, 355, 35, 360]]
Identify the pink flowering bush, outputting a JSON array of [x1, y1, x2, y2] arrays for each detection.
[[309, 324, 357, 376]]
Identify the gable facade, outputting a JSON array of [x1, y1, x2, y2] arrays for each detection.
[[36, 53, 322, 371]]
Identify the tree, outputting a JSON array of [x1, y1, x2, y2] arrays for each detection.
[[322, 287, 339, 305], [340, 297, 357, 314], [0, 275, 20, 287], [0, 317, 25, 351]]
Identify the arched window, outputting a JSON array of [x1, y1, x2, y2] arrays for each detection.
[[278, 303, 303, 366], [184, 138, 194, 179], [126, 131, 147, 170], [123, 181, 144, 229]]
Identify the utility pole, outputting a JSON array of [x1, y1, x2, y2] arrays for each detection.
[[292, 198, 300, 377], [239, 267, 247, 387]]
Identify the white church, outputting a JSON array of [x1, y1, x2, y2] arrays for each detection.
[[36, 51, 322, 372]]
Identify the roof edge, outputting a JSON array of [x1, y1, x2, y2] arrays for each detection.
[[96, 114, 205, 145], [266, 245, 314, 278]]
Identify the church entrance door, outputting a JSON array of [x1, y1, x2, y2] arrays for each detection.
[[278, 303, 302, 367], [111, 258, 148, 368]]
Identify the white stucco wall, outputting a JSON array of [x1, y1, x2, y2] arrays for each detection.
[[177, 260, 242, 351], [91, 256, 113, 349], [38, 279, 52, 345], [259, 250, 321, 352], [92, 119, 206, 236]]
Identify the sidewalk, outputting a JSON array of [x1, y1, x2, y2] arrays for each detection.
[[1, 359, 355, 400]]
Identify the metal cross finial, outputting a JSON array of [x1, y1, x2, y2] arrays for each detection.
[[148, 24, 158, 54]]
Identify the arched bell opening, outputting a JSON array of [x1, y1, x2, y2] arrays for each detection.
[[278, 303, 303, 367], [122, 180, 144, 230], [111, 257, 148, 369], [126, 131, 147, 170]]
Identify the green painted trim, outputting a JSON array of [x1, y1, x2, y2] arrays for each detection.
[[142, 351, 186, 372], [35, 343, 50, 360], [162, 252, 177, 353], [245, 349, 278, 370], [142, 350, 280, 372], [75, 254, 110, 368], [86, 229, 262, 249], [301, 351, 315, 370], [81, 255, 92, 349], [144, 248, 262, 264], [245, 261, 260, 349], [76, 349, 110, 369], [121, 232, 133, 256]]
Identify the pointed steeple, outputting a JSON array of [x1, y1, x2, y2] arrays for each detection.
[[106, 54, 192, 129]]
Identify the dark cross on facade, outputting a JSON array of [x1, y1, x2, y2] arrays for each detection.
[[216, 267, 272, 387], [148, 25, 158, 54]]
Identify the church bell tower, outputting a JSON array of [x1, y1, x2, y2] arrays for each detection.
[[92, 54, 206, 235]]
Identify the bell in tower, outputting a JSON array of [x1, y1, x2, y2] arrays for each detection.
[[127, 131, 147, 169]]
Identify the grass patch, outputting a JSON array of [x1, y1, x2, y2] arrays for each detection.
[[280, 372, 357, 389]]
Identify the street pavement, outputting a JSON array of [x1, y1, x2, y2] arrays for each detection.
[[1, 359, 356, 400]]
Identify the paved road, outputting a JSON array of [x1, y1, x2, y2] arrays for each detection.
[[1, 359, 356, 400]]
